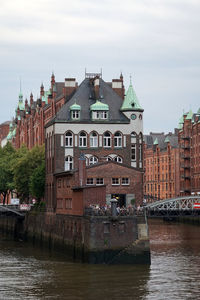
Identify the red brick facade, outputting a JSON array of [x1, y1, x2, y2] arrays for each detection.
[[179, 111, 200, 195], [143, 132, 180, 201]]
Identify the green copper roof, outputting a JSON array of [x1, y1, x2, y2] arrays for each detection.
[[42, 90, 51, 104], [70, 102, 81, 110], [179, 115, 184, 124], [186, 109, 193, 120], [164, 136, 170, 143], [121, 82, 143, 111], [178, 123, 183, 129], [153, 138, 158, 145], [90, 100, 109, 111], [18, 91, 24, 110]]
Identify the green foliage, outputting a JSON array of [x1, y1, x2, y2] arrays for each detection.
[[13, 145, 45, 201], [0, 143, 16, 204], [0, 143, 45, 203], [29, 160, 45, 200]]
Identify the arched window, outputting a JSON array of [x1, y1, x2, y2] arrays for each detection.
[[89, 156, 98, 165], [139, 133, 143, 144], [90, 132, 98, 147], [79, 131, 87, 147], [65, 156, 73, 171], [65, 131, 73, 147], [114, 156, 123, 163], [131, 132, 137, 163], [114, 132, 122, 147], [106, 156, 112, 161], [131, 132, 137, 143], [103, 131, 111, 147]]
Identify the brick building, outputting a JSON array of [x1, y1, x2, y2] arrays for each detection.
[[143, 131, 180, 201], [45, 72, 144, 214], [178, 109, 200, 195]]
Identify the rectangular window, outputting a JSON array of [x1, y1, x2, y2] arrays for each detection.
[[131, 144, 136, 161], [86, 178, 94, 185], [121, 177, 130, 185], [112, 178, 120, 185], [65, 198, 72, 209], [93, 111, 108, 120], [72, 111, 80, 119], [96, 178, 104, 185]]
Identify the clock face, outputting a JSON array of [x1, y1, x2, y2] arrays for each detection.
[[131, 114, 137, 120]]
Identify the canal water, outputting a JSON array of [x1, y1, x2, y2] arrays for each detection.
[[0, 219, 200, 299]]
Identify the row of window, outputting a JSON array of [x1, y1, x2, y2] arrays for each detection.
[[65, 131, 143, 148], [65, 155, 123, 171], [86, 177, 130, 186], [71, 110, 109, 120]]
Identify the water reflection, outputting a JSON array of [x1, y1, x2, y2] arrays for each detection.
[[0, 220, 200, 299]]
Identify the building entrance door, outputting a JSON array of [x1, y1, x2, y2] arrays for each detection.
[[111, 194, 126, 207]]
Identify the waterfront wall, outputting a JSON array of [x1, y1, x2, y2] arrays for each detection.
[[0, 212, 151, 264]]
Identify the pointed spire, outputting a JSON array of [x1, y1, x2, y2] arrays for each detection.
[[153, 138, 158, 145], [186, 109, 193, 120], [120, 78, 143, 111], [164, 136, 170, 143]]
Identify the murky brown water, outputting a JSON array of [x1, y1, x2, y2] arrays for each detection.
[[0, 219, 200, 299]]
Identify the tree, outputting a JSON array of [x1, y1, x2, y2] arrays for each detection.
[[29, 160, 45, 201], [13, 145, 45, 202], [0, 143, 16, 204]]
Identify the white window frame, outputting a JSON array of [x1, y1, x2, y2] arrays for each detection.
[[114, 132, 122, 148], [86, 178, 94, 185], [114, 156, 123, 163], [93, 111, 108, 120], [90, 132, 98, 147], [131, 144, 136, 161], [65, 156, 73, 171], [96, 178, 104, 185], [79, 131, 87, 147], [65, 131, 73, 147], [112, 178, 120, 185], [103, 132, 111, 147], [71, 110, 80, 120], [89, 156, 98, 165], [121, 177, 130, 185]]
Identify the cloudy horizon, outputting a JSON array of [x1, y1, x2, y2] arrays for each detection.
[[1, 0, 200, 134]]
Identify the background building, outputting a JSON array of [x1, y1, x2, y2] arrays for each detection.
[[178, 109, 200, 195], [143, 131, 180, 201]]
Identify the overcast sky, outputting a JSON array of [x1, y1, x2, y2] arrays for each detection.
[[1, 0, 200, 134]]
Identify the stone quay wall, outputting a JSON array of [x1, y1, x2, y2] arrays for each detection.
[[0, 212, 151, 264]]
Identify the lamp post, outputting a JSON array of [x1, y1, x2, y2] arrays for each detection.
[[110, 198, 118, 217]]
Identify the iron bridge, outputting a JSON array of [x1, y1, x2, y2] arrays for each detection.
[[144, 196, 200, 217], [0, 205, 25, 218]]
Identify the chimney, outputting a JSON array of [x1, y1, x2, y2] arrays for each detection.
[[78, 153, 86, 187], [112, 73, 125, 99], [64, 78, 76, 99], [94, 76, 100, 99]]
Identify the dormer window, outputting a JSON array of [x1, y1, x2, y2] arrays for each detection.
[[72, 110, 80, 119], [90, 100, 109, 121], [70, 101, 81, 120], [93, 111, 108, 120]]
